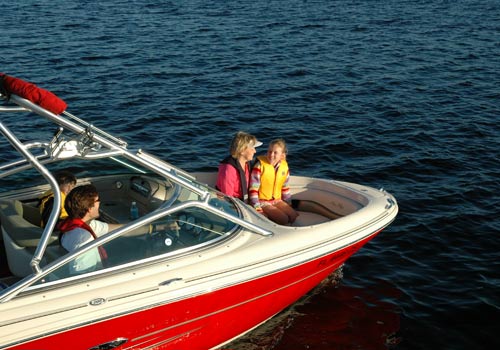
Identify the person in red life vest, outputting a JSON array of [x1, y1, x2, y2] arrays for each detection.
[[216, 131, 262, 203], [38, 170, 77, 227], [249, 138, 299, 225], [58, 184, 122, 274]]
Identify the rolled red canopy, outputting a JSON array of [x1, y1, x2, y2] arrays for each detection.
[[0, 73, 67, 115]]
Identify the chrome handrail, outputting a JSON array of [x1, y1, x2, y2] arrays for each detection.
[[0, 122, 61, 275]]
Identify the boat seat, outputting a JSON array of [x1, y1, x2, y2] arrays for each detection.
[[21, 202, 42, 227], [292, 211, 330, 226], [0, 200, 57, 277]]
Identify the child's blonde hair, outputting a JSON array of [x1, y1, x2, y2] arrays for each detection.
[[269, 138, 288, 156]]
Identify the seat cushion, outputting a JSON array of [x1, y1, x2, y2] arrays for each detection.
[[0, 200, 45, 247]]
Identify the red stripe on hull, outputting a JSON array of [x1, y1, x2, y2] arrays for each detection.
[[10, 231, 380, 350]]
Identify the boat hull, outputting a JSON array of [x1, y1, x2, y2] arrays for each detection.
[[6, 231, 379, 350]]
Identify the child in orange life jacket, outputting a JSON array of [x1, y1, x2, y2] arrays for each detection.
[[249, 139, 299, 225], [38, 170, 77, 227]]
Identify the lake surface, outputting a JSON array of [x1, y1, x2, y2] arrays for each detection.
[[1, 0, 499, 349]]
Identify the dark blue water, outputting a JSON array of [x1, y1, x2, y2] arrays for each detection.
[[1, 0, 499, 349]]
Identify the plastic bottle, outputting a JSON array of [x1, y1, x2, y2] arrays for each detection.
[[130, 201, 139, 220]]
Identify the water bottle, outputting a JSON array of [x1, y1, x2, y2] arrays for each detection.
[[130, 201, 139, 220]]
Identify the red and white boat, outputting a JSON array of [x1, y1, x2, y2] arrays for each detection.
[[0, 74, 398, 349]]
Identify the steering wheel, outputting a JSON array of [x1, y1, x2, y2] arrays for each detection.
[[147, 223, 180, 255]]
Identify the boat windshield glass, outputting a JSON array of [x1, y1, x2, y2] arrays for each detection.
[[0, 153, 240, 288], [41, 203, 239, 283]]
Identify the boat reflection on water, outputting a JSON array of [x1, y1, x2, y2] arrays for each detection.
[[224, 268, 402, 350]]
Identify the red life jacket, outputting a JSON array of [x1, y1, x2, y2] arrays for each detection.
[[58, 218, 108, 261]]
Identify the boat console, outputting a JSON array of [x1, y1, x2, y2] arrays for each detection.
[[94, 175, 177, 223]]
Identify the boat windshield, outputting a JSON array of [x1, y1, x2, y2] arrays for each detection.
[[40, 202, 240, 284], [0, 153, 241, 290]]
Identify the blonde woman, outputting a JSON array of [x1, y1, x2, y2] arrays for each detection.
[[216, 131, 262, 203]]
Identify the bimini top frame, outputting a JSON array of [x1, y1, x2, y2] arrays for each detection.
[[0, 79, 272, 302]]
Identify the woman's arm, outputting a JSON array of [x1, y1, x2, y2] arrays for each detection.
[[216, 163, 239, 197]]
